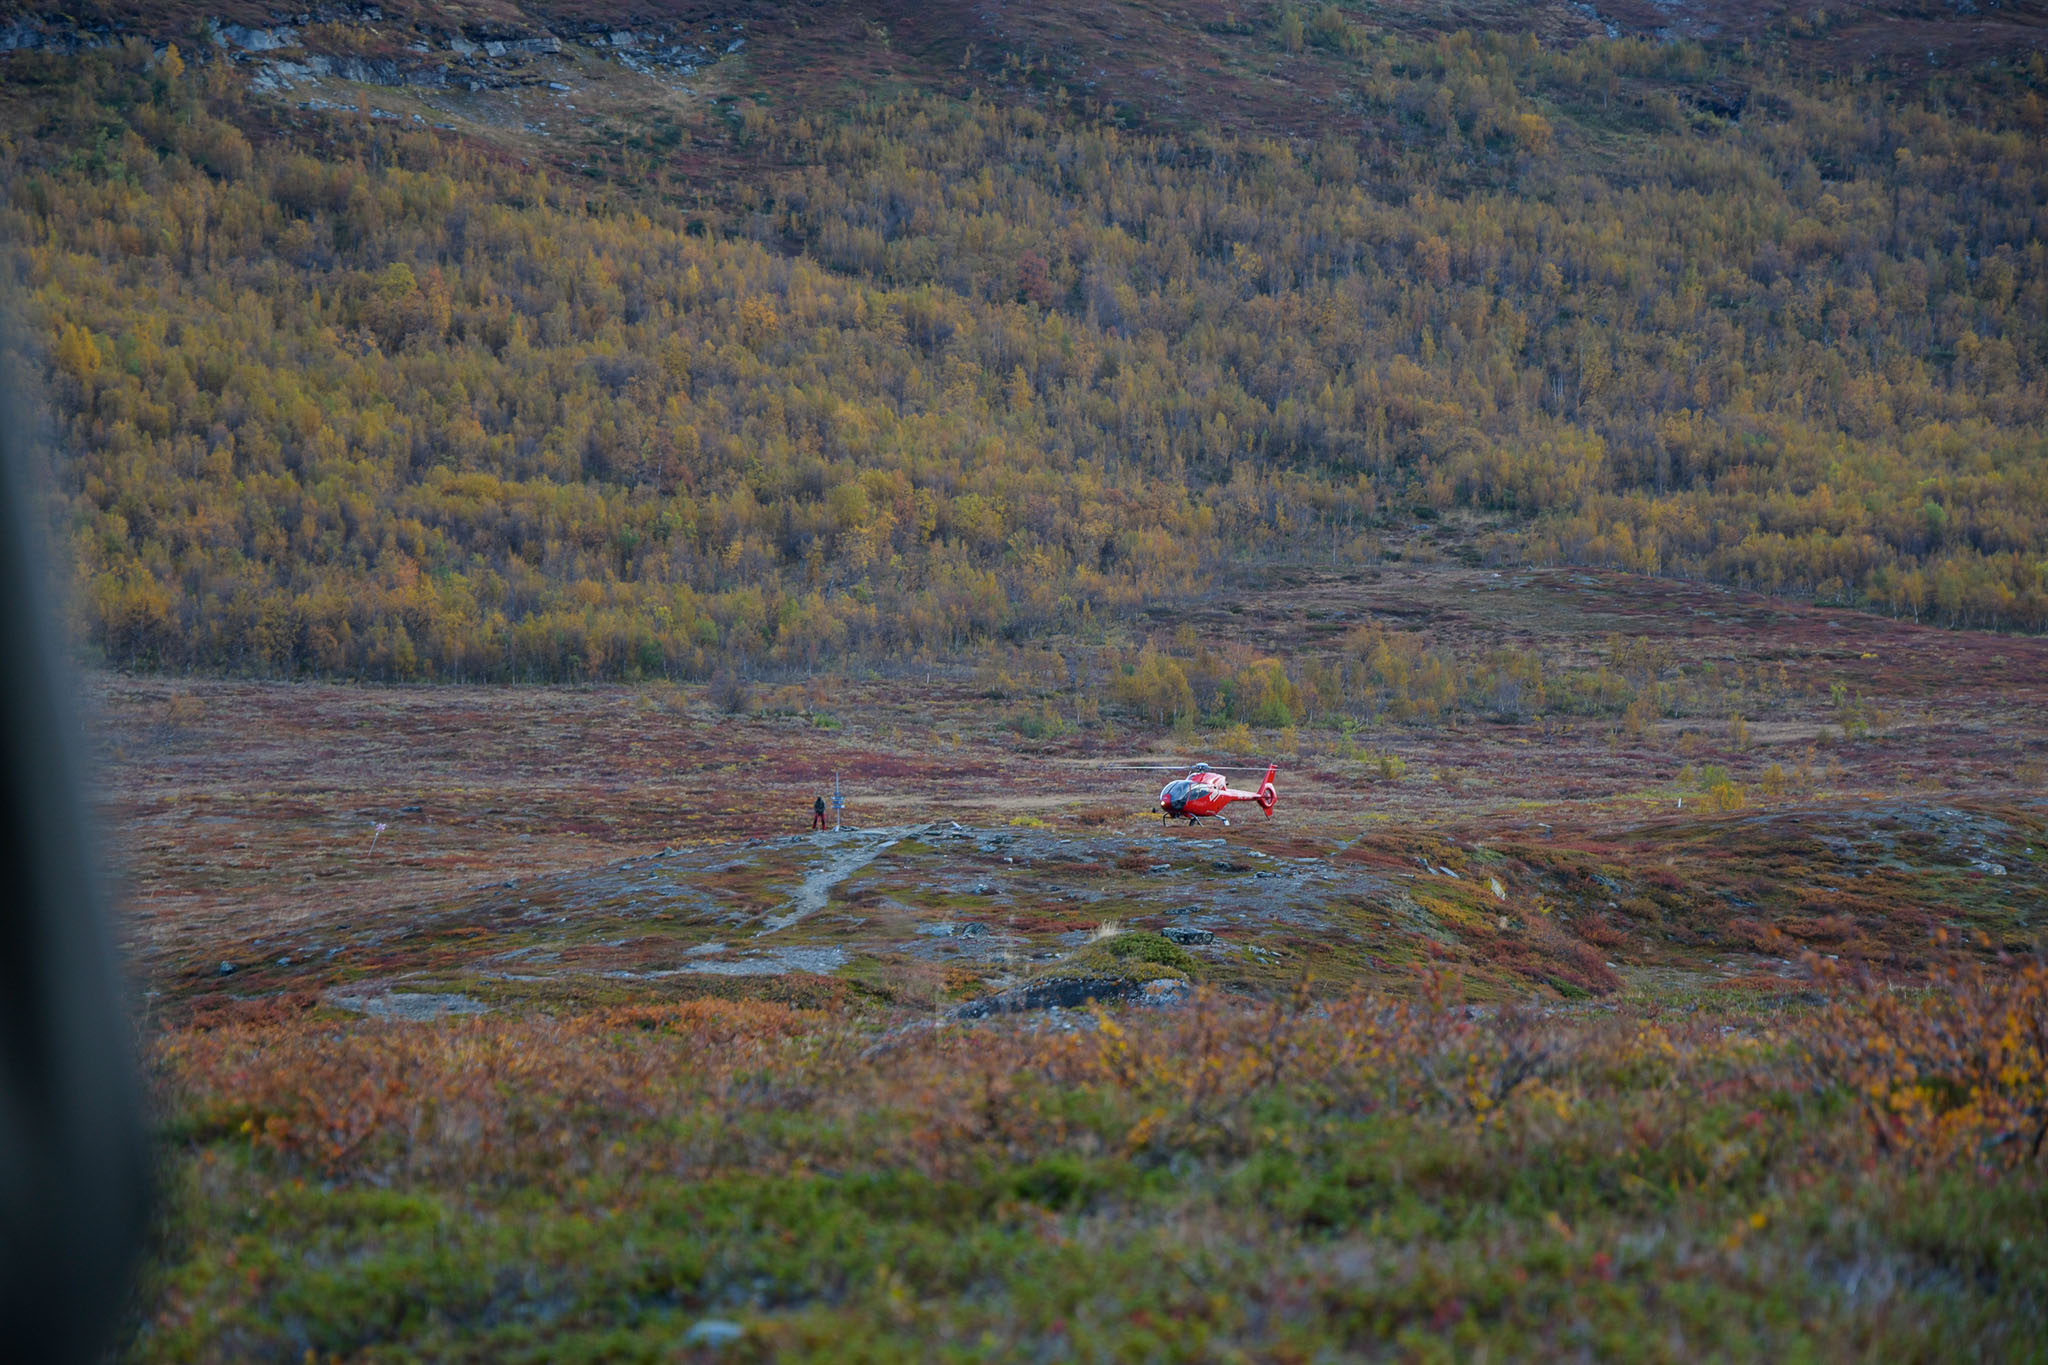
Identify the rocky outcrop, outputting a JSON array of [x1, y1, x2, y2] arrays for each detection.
[[954, 967, 1195, 1017], [479, 36, 561, 59], [213, 25, 298, 53], [954, 975, 1140, 1018], [0, 16, 117, 54], [0, 5, 730, 98]]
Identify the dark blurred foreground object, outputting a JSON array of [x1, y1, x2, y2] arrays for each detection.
[[0, 366, 149, 1356]]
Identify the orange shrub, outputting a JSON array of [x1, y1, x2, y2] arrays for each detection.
[[1808, 946, 2048, 1169]]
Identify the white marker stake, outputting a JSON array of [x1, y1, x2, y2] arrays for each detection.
[[368, 821, 388, 853]]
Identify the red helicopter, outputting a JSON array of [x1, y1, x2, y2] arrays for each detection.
[[1159, 763, 1277, 825]]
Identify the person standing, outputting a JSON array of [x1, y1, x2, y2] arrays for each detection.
[[812, 794, 827, 830]]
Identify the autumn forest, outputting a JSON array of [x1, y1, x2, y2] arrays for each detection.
[[4, 13, 2046, 688]]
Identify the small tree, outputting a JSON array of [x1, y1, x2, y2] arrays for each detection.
[[709, 666, 752, 714]]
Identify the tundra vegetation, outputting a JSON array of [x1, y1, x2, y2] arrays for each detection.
[[140, 964, 2045, 1362], [108, 557, 2047, 1360], [4, 2, 2044, 1359]]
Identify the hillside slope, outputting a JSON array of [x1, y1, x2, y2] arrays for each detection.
[[1, 2, 2044, 683]]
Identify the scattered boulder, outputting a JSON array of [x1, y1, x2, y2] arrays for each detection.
[[916, 921, 990, 939], [682, 1319, 745, 1348], [1139, 978, 1190, 1007], [328, 991, 490, 1020], [1162, 926, 1213, 945]]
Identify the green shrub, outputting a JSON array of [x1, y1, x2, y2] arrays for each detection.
[[1044, 930, 1199, 984], [1100, 930, 1197, 973]]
